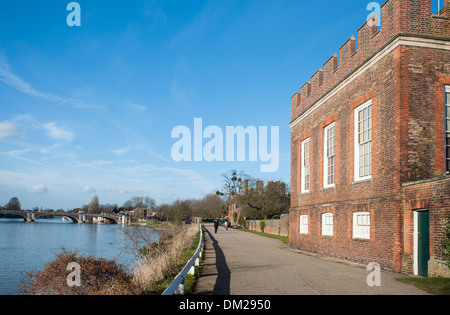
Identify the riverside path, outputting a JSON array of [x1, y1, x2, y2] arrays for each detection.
[[192, 224, 430, 295]]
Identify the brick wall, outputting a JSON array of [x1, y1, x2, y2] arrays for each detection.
[[291, 0, 449, 123], [403, 176, 450, 277], [246, 214, 289, 237], [289, 0, 450, 273]]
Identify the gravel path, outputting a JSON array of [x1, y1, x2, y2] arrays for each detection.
[[193, 224, 430, 295]]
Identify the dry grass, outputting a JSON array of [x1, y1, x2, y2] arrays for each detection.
[[131, 224, 199, 293], [18, 224, 200, 295], [19, 248, 139, 295]]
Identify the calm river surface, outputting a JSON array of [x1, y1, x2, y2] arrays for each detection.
[[0, 217, 158, 295]]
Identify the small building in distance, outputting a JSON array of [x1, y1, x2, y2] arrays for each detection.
[[192, 216, 203, 224]]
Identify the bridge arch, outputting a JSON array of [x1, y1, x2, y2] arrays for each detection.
[[0, 212, 29, 222], [0, 210, 122, 224], [86, 215, 121, 224], [34, 213, 82, 223]]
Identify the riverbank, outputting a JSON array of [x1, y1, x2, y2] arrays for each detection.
[[132, 220, 175, 230], [132, 224, 201, 294], [0, 218, 136, 295]]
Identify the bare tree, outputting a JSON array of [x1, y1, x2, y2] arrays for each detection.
[[125, 196, 157, 209], [171, 199, 192, 225], [5, 197, 21, 210], [87, 195, 99, 214], [195, 194, 227, 219], [154, 203, 172, 221], [216, 169, 254, 202]]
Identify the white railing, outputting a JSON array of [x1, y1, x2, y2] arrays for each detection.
[[162, 225, 204, 295]]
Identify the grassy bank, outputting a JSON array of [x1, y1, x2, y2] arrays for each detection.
[[132, 224, 203, 295], [19, 224, 203, 295], [235, 226, 289, 245], [398, 277, 450, 295], [133, 220, 174, 230]]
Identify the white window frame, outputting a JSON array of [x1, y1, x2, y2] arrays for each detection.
[[301, 138, 311, 193], [353, 211, 370, 239], [323, 122, 336, 188], [299, 215, 308, 234], [354, 100, 372, 182], [321, 213, 334, 236], [445, 86, 450, 174]]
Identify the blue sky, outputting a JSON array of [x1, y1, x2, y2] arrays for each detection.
[[0, 0, 443, 210]]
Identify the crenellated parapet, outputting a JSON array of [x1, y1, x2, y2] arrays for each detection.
[[291, 0, 450, 122]]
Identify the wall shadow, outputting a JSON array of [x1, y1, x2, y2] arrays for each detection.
[[202, 226, 231, 295]]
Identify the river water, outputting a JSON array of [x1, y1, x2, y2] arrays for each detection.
[[0, 217, 158, 295]]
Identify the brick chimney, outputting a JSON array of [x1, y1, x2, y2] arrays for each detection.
[[256, 180, 263, 194], [279, 182, 286, 195]]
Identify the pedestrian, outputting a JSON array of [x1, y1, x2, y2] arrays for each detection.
[[214, 219, 219, 234], [225, 220, 229, 230]]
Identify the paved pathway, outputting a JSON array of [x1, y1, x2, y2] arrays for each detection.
[[193, 224, 430, 295]]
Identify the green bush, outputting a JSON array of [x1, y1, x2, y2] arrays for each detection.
[[260, 220, 266, 233], [238, 216, 247, 229]]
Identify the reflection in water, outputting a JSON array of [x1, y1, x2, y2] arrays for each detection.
[[0, 218, 159, 295]]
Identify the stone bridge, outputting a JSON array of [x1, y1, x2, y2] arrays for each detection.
[[0, 210, 124, 224]]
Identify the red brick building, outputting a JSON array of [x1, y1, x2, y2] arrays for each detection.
[[289, 0, 450, 277]]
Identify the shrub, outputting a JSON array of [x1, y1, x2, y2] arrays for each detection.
[[19, 248, 139, 295], [238, 216, 247, 229], [260, 220, 266, 233], [233, 212, 238, 224]]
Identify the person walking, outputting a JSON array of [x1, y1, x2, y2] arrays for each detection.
[[214, 219, 219, 234]]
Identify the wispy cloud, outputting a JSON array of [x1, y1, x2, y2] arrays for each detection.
[[3, 148, 33, 157], [56, 89, 92, 107], [169, 0, 229, 49], [42, 122, 75, 142], [140, 0, 168, 25], [112, 147, 131, 156], [125, 102, 147, 111], [0, 120, 24, 141], [0, 53, 63, 102]]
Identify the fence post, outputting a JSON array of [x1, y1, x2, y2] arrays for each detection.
[[162, 225, 203, 295], [175, 280, 185, 295]]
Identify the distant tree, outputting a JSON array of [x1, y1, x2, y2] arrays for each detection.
[[144, 196, 156, 209], [171, 200, 192, 225], [237, 181, 290, 220], [194, 194, 227, 219], [124, 196, 156, 210], [130, 196, 145, 208], [87, 195, 99, 214], [216, 169, 254, 202], [5, 197, 21, 211], [122, 200, 133, 211]]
